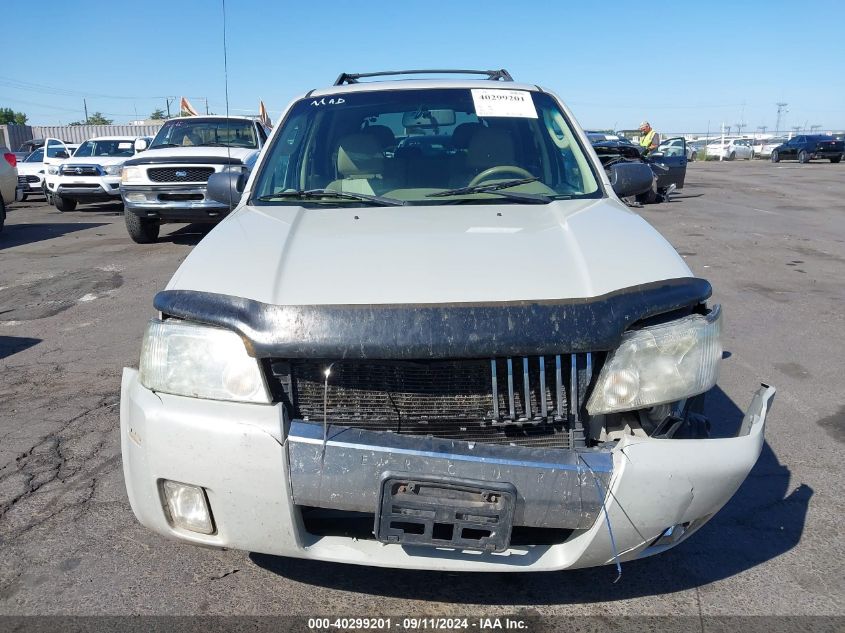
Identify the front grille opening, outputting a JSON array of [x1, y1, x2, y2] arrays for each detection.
[[300, 507, 574, 546], [271, 355, 602, 449], [148, 167, 215, 183]]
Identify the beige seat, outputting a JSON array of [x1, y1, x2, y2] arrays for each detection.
[[326, 133, 385, 195]]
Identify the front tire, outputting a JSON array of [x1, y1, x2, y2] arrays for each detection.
[[54, 196, 76, 212], [798, 150, 810, 163], [830, 155, 841, 163], [729, 151, 736, 160], [125, 212, 160, 243], [771, 150, 780, 163], [15, 189, 27, 202]]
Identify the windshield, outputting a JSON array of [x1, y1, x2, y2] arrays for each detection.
[[253, 88, 601, 206], [74, 139, 135, 158], [24, 148, 44, 162], [150, 118, 258, 149]]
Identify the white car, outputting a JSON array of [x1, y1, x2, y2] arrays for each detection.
[[1, 150, 16, 231], [120, 116, 269, 243], [16, 143, 79, 201], [50, 136, 149, 212], [658, 137, 696, 160], [705, 137, 754, 160], [121, 69, 776, 572], [752, 137, 787, 159]]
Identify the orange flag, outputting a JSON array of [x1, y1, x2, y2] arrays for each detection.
[[259, 99, 272, 128], [180, 96, 199, 117]]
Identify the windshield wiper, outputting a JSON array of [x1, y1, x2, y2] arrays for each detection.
[[150, 143, 179, 148], [198, 142, 230, 147], [426, 177, 552, 203], [255, 189, 406, 207]]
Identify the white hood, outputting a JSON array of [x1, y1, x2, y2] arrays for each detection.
[[137, 146, 257, 162], [167, 198, 692, 305], [16, 162, 45, 176], [63, 155, 130, 167]]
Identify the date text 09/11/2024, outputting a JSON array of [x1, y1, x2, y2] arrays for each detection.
[[307, 617, 529, 630]]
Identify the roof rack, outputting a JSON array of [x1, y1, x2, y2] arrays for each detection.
[[333, 69, 514, 86]]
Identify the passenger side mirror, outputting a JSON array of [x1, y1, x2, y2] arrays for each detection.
[[609, 162, 654, 198], [134, 138, 148, 152], [206, 171, 247, 209]]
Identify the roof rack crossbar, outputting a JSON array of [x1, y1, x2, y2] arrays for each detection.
[[333, 69, 514, 86]]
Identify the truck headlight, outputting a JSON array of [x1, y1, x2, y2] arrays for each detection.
[[139, 319, 270, 404], [47, 165, 59, 175], [104, 164, 122, 175], [121, 166, 144, 183], [221, 164, 246, 174], [587, 307, 722, 415]]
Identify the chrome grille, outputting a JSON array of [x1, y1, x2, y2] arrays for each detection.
[[147, 167, 215, 183], [279, 354, 599, 449], [60, 165, 100, 176]]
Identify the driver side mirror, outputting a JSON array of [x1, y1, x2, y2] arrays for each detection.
[[206, 171, 247, 209], [134, 138, 148, 152], [609, 162, 653, 198]]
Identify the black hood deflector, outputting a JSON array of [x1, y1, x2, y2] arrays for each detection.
[[153, 277, 711, 359]]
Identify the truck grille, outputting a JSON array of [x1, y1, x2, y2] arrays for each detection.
[[274, 354, 600, 449], [18, 175, 39, 184], [60, 165, 100, 176], [147, 167, 215, 183]]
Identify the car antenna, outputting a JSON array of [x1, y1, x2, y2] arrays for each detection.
[[222, 0, 233, 202]]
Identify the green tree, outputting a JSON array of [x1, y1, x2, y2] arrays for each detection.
[[0, 107, 28, 125], [69, 112, 113, 126], [150, 108, 166, 120]]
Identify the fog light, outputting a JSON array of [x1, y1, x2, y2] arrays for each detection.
[[161, 480, 214, 534], [125, 193, 146, 202]]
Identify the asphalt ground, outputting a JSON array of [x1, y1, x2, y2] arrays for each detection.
[[0, 160, 843, 619]]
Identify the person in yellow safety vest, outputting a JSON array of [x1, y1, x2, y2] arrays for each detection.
[[638, 121, 660, 155]]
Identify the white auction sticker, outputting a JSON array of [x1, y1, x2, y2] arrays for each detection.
[[471, 89, 537, 118]]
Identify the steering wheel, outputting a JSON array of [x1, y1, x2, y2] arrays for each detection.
[[467, 165, 534, 188]]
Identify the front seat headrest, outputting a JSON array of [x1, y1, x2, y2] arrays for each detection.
[[365, 125, 395, 150], [466, 127, 516, 169]]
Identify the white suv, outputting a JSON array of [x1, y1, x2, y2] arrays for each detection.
[[120, 69, 775, 572], [705, 137, 754, 160], [51, 136, 148, 212]]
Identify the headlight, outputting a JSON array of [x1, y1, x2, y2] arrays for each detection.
[[139, 319, 270, 404], [221, 164, 246, 174], [121, 166, 144, 183], [47, 165, 59, 175], [587, 307, 722, 415], [104, 164, 122, 175]]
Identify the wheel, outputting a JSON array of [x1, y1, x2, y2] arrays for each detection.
[[690, 151, 697, 161], [771, 150, 780, 163], [635, 181, 658, 204], [54, 195, 77, 212], [0, 195, 6, 233], [798, 150, 809, 163], [124, 212, 160, 243], [15, 189, 26, 202], [729, 151, 736, 160], [748, 151, 754, 160], [830, 155, 841, 163]]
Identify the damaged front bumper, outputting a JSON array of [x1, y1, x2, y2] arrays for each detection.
[[120, 368, 775, 571]]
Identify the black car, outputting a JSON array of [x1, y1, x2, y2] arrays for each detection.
[[590, 136, 687, 203], [771, 135, 843, 163]]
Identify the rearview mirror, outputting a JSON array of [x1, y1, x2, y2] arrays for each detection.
[[134, 138, 148, 152], [609, 162, 654, 198], [206, 171, 247, 209], [402, 109, 456, 128]]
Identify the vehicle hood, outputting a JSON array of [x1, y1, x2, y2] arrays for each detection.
[[17, 162, 45, 175], [166, 198, 692, 305], [126, 146, 257, 164], [62, 155, 129, 167]]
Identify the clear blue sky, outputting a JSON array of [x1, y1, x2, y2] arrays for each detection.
[[4, 0, 844, 133]]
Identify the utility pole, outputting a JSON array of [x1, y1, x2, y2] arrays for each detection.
[[83, 98, 89, 124], [775, 102, 788, 136], [735, 122, 745, 136], [757, 125, 767, 139]]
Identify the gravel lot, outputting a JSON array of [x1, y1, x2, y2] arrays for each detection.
[[0, 160, 843, 617]]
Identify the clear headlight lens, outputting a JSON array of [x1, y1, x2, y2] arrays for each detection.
[[47, 165, 59, 175], [121, 166, 144, 183], [104, 164, 122, 175], [221, 164, 246, 173], [587, 307, 722, 415], [139, 319, 270, 404]]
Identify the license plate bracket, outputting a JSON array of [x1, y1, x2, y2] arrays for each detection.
[[375, 474, 516, 552]]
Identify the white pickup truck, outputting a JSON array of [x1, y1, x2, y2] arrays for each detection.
[[49, 136, 149, 211], [119, 116, 269, 243]]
